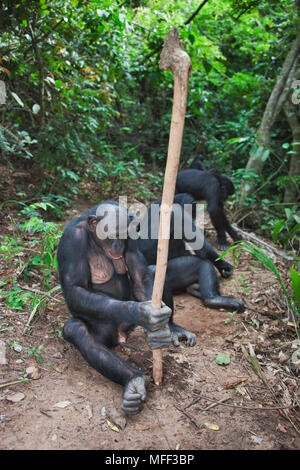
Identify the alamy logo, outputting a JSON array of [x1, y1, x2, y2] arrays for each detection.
[[291, 80, 300, 105], [0, 81, 6, 104], [94, 198, 205, 250]]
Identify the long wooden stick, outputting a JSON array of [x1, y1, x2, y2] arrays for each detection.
[[152, 28, 191, 385]]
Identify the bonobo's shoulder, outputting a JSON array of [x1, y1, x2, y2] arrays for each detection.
[[152, 193, 195, 207], [62, 216, 89, 242], [173, 193, 195, 206], [126, 238, 140, 252], [178, 169, 211, 178]]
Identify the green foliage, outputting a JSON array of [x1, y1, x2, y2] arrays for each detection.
[[0, 0, 298, 240], [18, 204, 63, 283], [25, 344, 44, 363], [0, 236, 24, 261], [216, 352, 231, 366], [219, 241, 300, 324], [1, 281, 32, 310], [290, 268, 300, 313], [0, 202, 62, 325], [261, 205, 300, 250]]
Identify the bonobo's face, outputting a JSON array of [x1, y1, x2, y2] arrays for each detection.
[[97, 238, 126, 260], [88, 203, 129, 259], [221, 175, 235, 200]]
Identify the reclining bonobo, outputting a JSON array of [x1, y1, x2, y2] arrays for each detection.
[[138, 193, 244, 314]]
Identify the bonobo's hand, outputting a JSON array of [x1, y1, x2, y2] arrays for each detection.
[[122, 375, 147, 415], [138, 300, 172, 332], [216, 260, 233, 279], [146, 324, 172, 350], [170, 323, 196, 347]]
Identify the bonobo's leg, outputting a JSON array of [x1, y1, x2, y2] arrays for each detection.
[[206, 202, 228, 251], [197, 259, 244, 312], [63, 318, 146, 414], [148, 263, 196, 347], [222, 214, 243, 243], [166, 256, 244, 313]]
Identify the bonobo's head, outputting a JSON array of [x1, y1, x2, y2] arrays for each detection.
[[190, 154, 206, 171], [87, 201, 134, 260], [173, 193, 197, 220], [220, 175, 235, 201]]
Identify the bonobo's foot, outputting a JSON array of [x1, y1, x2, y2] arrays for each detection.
[[186, 283, 201, 299], [203, 296, 245, 313], [122, 375, 147, 415], [216, 260, 233, 279], [218, 242, 229, 251], [169, 323, 196, 347]]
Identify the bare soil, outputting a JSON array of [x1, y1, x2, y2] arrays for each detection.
[[0, 197, 299, 451]]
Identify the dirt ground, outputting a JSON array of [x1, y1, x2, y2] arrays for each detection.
[[0, 198, 299, 451]]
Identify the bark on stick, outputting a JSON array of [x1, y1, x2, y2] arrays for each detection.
[[152, 28, 191, 386]]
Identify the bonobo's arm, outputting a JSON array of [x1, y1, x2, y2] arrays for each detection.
[[125, 239, 154, 302], [195, 237, 233, 278], [58, 226, 170, 330], [181, 209, 233, 278]]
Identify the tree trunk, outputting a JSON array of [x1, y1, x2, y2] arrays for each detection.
[[283, 99, 300, 203], [238, 30, 300, 204]]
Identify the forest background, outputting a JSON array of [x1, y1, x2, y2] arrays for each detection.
[[0, 0, 300, 450], [1, 0, 299, 318]]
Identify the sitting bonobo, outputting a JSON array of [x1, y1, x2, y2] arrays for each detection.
[[57, 201, 174, 415]]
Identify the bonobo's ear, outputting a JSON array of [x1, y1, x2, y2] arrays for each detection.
[[128, 210, 136, 223], [87, 216, 100, 232], [127, 210, 141, 232]]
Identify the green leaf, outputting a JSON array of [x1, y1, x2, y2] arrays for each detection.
[[216, 352, 231, 366], [290, 268, 300, 312], [11, 92, 24, 107], [261, 149, 270, 162], [271, 219, 285, 242], [226, 137, 249, 144]]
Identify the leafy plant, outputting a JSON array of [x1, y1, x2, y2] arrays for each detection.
[[19, 203, 63, 275], [260, 205, 300, 250], [1, 281, 32, 310], [219, 241, 300, 330], [0, 237, 24, 261], [25, 344, 44, 364]]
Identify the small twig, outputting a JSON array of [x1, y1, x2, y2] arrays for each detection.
[[39, 408, 54, 418], [119, 343, 148, 353], [184, 395, 202, 410], [23, 285, 62, 333], [263, 341, 298, 353], [21, 285, 62, 297], [203, 396, 231, 411], [187, 394, 298, 412], [0, 379, 30, 388], [174, 405, 202, 429], [0, 312, 28, 316]]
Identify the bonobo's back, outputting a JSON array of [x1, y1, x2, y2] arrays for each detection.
[[137, 193, 196, 264], [176, 169, 235, 202], [176, 169, 219, 200]]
